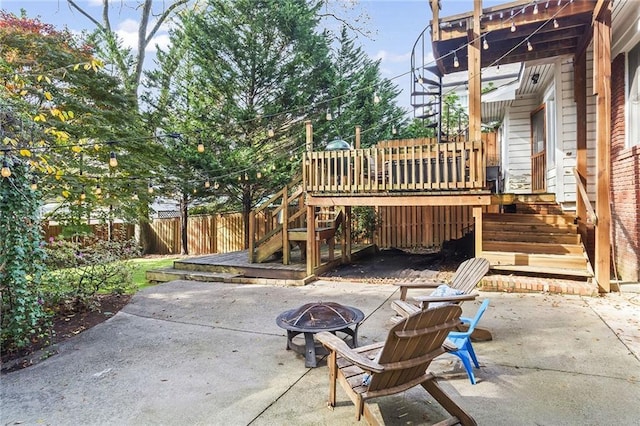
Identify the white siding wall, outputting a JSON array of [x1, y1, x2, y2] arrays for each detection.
[[502, 95, 538, 193]]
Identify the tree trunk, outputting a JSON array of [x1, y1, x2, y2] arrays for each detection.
[[242, 187, 252, 250], [180, 192, 189, 255]]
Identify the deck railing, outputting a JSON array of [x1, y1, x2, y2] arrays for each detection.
[[303, 140, 486, 193]]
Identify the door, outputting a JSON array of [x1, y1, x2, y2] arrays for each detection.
[[530, 105, 546, 192]]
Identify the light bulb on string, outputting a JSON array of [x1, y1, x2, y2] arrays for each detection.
[[373, 91, 380, 104], [511, 21, 516, 32], [392, 125, 397, 135], [80, 186, 87, 201], [1, 158, 11, 178], [109, 151, 118, 168], [204, 178, 211, 188], [553, 19, 559, 28], [213, 181, 219, 189], [95, 183, 102, 195], [148, 181, 154, 194], [527, 40, 533, 51], [197, 140, 205, 153], [256, 171, 262, 179], [417, 75, 424, 84], [453, 51, 460, 68], [533, 3, 539, 14], [30, 177, 38, 190], [325, 108, 332, 121], [268, 125, 275, 138], [132, 192, 139, 200], [483, 37, 489, 50]]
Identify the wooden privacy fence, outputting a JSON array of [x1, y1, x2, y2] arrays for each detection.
[[143, 213, 244, 255], [376, 205, 479, 250], [43, 223, 135, 242]]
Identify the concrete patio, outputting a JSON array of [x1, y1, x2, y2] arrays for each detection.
[[2, 279, 639, 425]]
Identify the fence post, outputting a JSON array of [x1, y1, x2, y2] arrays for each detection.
[[248, 211, 255, 263]]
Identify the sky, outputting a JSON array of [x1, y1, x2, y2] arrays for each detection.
[[0, 0, 506, 112]]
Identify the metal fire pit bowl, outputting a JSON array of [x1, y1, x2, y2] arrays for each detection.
[[276, 302, 364, 368]]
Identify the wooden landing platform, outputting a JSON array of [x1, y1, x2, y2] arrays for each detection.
[[147, 244, 376, 285]]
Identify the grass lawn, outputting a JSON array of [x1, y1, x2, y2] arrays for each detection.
[[131, 256, 182, 289]]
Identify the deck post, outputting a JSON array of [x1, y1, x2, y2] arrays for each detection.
[[473, 206, 483, 258], [343, 206, 352, 263], [282, 185, 290, 265], [306, 204, 316, 276], [574, 51, 587, 225], [467, 0, 482, 144], [593, 4, 612, 293], [248, 211, 255, 263]]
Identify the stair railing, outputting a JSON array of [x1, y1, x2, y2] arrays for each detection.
[[573, 168, 597, 225], [248, 175, 303, 263]]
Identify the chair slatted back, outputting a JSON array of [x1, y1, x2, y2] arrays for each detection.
[[369, 305, 462, 392], [449, 258, 490, 294]]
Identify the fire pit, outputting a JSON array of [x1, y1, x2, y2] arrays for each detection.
[[276, 302, 364, 367]]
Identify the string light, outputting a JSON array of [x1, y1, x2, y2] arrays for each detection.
[[204, 178, 211, 188], [391, 125, 397, 135], [417, 75, 425, 84], [95, 183, 102, 195], [527, 40, 533, 51], [80, 186, 86, 201], [109, 151, 118, 168], [31, 177, 38, 190], [325, 108, 333, 121], [197, 139, 205, 153], [553, 19, 559, 28], [453, 51, 460, 68], [1, 158, 10, 178], [373, 91, 380, 104], [213, 181, 219, 189], [483, 36, 489, 50], [148, 181, 154, 194], [533, 3, 539, 14], [511, 21, 516, 32]]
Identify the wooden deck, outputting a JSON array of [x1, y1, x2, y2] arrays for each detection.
[[147, 244, 376, 284]]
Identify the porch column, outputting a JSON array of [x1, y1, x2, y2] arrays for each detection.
[[593, 3, 612, 292], [473, 206, 483, 257], [574, 51, 587, 224], [468, 0, 482, 144]]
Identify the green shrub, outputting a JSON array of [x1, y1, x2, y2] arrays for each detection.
[[42, 234, 142, 311]]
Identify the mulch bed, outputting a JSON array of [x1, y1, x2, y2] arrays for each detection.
[[1, 294, 131, 373]]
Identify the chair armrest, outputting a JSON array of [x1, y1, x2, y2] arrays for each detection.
[[394, 280, 447, 300], [413, 292, 479, 304], [316, 332, 384, 373], [390, 300, 420, 318], [394, 280, 445, 289]]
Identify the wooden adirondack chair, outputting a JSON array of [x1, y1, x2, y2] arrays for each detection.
[[392, 258, 490, 317], [316, 305, 477, 426]]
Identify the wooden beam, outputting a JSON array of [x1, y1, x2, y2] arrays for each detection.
[[430, 0, 441, 42], [593, 6, 611, 293], [574, 51, 587, 225], [468, 0, 482, 143], [306, 194, 492, 207]]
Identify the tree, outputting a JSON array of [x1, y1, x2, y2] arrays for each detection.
[[145, 0, 334, 251], [66, 0, 189, 108], [324, 26, 407, 148]]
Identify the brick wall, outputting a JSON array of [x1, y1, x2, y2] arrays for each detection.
[[610, 53, 640, 282]]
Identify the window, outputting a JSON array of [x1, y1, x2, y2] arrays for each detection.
[[627, 41, 640, 147]]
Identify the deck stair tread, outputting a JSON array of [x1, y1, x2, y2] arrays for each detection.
[[482, 206, 592, 279]]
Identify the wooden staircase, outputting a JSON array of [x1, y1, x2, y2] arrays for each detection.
[[481, 202, 593, 279], [249, 177, 343, 264]]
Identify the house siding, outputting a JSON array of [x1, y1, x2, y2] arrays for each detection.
[[503, 95, 538, 193], [611, 53, 640, 282]]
